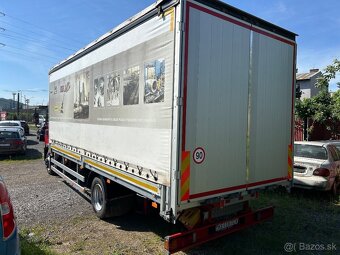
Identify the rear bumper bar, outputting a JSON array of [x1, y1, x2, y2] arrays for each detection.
[[164, 206, 274, 254]]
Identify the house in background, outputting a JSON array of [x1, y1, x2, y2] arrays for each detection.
[[296, 68, 322, 99]]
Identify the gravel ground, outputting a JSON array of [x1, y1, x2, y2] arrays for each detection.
[[0, 134, 92, 226], [0, 132, 187, 255]]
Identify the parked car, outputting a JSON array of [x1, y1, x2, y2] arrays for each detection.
[[0, 127, 27, 155], [293, 141, 340, 195], [0, 176, 20, 255], [0, 121, 25, 137], [19, 120, 29, 136], [39, 115, 45, 124]]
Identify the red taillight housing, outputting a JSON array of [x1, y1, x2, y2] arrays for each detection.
[[0, 181, 16, 239], [313, 168, 330, 177], [13, 140, 23, 146]]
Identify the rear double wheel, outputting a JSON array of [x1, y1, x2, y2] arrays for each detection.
[[91, 177, 108, 219], [90, 177, 135, 219]]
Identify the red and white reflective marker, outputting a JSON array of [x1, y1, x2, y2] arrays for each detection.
[[193, 147, 205, 164]]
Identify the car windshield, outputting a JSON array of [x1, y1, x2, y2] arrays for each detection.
[[0, 131, 19, 139], [294, 144, 328, 160], [0, 122, 19, 127]]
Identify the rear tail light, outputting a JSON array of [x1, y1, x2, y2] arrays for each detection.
[[313, 168, 330, 177], [0, 181, 16, 239], [14, 140, 23, 145]]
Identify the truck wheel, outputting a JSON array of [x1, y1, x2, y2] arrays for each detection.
[[45, 155, 57, 176], [46, 164, 57, 176], [46, 167, 55, 175], [91, 177, 110, 219], [332, 180, 338, 197]]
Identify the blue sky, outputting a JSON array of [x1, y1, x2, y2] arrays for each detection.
[[0, 0, 339, 105]]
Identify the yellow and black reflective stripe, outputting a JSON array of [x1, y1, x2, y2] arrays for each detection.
[[51, 145, 81, 161], [85, 159, 159, 194]]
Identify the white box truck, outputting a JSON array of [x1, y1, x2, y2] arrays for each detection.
[[47, 0, 296, 252]]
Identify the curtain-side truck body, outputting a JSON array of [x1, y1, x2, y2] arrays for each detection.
[[47, 0, 296, 253]]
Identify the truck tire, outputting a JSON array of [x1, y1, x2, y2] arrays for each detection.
[[46, 164, 57, 176], [91, 177, 110, 219], [91, 177, 135, 219], [45, 156, 57, 176], [332, 180, 338, 197], [46, 166, 55, 175]]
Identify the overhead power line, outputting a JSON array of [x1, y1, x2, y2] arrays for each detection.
[[0, 43, 59, 62], [0, 11, 84, 46], [0, 48, 55, 64], [1, 27, 76, 51], [0, 29, 75, 52], [1, 88, 48, 93], [0, 19, 80, 50], [3, 44, 60, 60]]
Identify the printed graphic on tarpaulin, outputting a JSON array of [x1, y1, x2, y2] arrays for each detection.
[[49, 12, 175, 176], [74, 71, 90, 119], [144, 59, 165, 104], [123, 66, 140, 105], [60, 81, 70, 113], [106, 72, 120, 106], [50, 75, 74, 119], [94, 76, 105, 108]]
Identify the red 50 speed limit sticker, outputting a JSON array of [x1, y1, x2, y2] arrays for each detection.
[[193, 147, 205, 164]]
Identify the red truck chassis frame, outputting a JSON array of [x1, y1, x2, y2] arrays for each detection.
[[164, 206, 274, 254]]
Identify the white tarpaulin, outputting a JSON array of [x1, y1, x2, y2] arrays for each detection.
[[49, 11, 175, 185]]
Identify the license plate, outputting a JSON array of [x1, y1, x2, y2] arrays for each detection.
[[215, 218, 239, 232], [0, 144, 10, 147], [294, 168, 306, 173]]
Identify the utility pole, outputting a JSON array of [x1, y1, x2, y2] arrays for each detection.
[[16, 92, 20, 119], [12, 93, 16, 109]]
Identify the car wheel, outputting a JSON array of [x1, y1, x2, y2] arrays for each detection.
[[20, 145, 27, 155], [91, 177, 110, 219]]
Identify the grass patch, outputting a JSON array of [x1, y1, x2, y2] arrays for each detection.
[[70, 240, 86, 253], [195, 189, 340, 255], [0, 152, 42, 163], [20, 227, 58, 255], [17, 190, 340, 255]]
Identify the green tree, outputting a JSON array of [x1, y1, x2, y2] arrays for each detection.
[[315, 59, 340, 89], [332, 90, 340, 120], [312, 90, 332, 123], [295, 97, 315, 139], [295, 59, 340, 139]]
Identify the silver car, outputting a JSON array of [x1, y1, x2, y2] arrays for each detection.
[[0, 121, 25, 137], [293, 141, 340, 195]]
